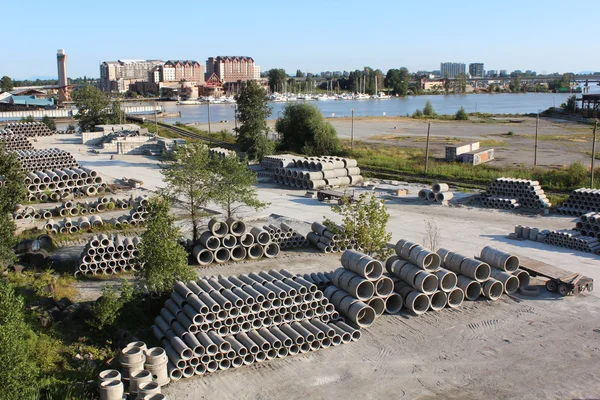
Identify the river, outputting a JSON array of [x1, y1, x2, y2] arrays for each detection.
[[151, 91, 599, 125]]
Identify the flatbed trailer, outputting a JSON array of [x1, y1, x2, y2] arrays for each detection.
[[515, 254, 593, 296], [317, 189, 355, 205]]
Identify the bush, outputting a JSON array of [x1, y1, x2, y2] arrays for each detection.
[[455, 107, 469, 120], [564, 162, 589, 188], [423, 100, 436, 116], [412, 109, 423, 118], [89, 281, 133, 332], [41, 116, 56, 131]]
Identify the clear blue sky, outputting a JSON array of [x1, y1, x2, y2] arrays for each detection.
[[1, 0, 598, 79]]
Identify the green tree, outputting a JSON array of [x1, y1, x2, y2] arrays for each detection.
[[325, 193, 392, 258], [509, 74, 522, 93], [235, 80, 273, 161], [137, 197, 193, 294], [267, 69, 288, 92], [0, 76, 13, 93], [160, 143, 214, 241], [0, 146, 26, 270], [423, 100, 436, 116], [295, 69, 305, 78], [89, 281, 133, 332], [455, 73, 468, 94], [71, 84, 120, 132], [210, 154, 267, 218], [555, 73, 571, 90], [455, 107, 469, 120], [561, 95, 578, 113], [384, 68, 410, 96], [276, 103, 340, 156], [41, 116, 56, 131]]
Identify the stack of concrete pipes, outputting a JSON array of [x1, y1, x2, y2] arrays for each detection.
[[513, 225, 600, 255], [557, 188, 600, 216], [116, 196, 151, 227], [15, 148, 79, 172], [270, 156, 362, 190], [25, 167, 105, 202], [479, 246, 531, 290], [307, 222, 359, 253], [482, 177, 551, 210], [418, 183, 453, 204], [190, 218, 280, 266], [262, 222, 310, 249], [151, 270, 358, 382], [4, 122, 55, 136], [45, 215, 105, 234], [14, 196, 131, 221], [208, 147, 235, 159], [574, 212, 600, 239], [261, 155, 297, 170], [0, 131, 34, 150], [322, 250, 403, 327], [74, 234, 141, 276]]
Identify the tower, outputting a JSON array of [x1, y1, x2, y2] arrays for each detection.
[[57, 49, 71, 101]]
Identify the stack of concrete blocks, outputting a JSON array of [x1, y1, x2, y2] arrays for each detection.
[[14, 196, 131, 221], [574, 212, 600, 240], [0, 131, 34, 150], [445, 142, 480, 162], [15, 148, 79, 172], [190, 218, 280, 266], [320, 250, 403, 327], [150, 270, 358, 382], [418, 183, 453, 204], [459, 149, 495, 165], [24, 166, 105, 202], [557, 188, 600, 216], [513, 225, 600, 255], [262, 222, 310, 249], [74, 234, 141, 277], [307, 222, 359, 253], [268, 155, 362, 189], [384, 240, 463, 315], [482, 178, 551, 210], [4, 122, 55, 136]]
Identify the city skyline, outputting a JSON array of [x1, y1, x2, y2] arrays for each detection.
[[0, 0, 598, 79]]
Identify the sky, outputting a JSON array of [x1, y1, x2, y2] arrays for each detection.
[[1, 0, 598, 79]]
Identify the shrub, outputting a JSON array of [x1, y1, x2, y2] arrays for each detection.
[[455, 107, 469, 120]]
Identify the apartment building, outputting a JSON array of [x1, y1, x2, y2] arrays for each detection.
[[205, 56, 258, 83], [440, 62, 466, 79], [469, 63, 485, 78], [100, 59, 164, 92]]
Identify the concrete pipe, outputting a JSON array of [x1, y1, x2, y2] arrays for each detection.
[[367, 297, 385, 316], [200, 232, 220, 251], [195, 332, 218, 355], [384, 293, 403, 314], [339, 300, 376, 328], [226, 217, 246, 237], [434, 268, 457, 292], [246, 243, 264, 260], [264, 242, 280, 258], [482, 278, 503, 301], [480, 246, 520, 272], [444, 252, 467, 274], [98, 380, 124, 400], [239, 232, 254, 247], [129, 370, 152, 396], [408, 245, 441, 271], [403, 288, 430, 315], [270, 326, 294, 347], [229, 245, 247, 262], [456, 276, 481, 301], [418, 189, 431, 200], [311, 221, 328, 235], [120, 345, 146, 364], [331, 270, 374, 300], [98, 369, 121, 383], [447, 287, 464, 308], [329, 322, 353, 343], [460, 259, 491, 283], [341, 250, 383, 280], [208, 218, 229, 237], [375, 276, 394, 296], [89, 215, 103, 227], [213, 247, 231, 264], [192, 245, 214, 266], [432, 183, 449, 193], [490, 269, 519, 294], [429, 291, 447, 311], [435, 192, 454, 202], [221, 234, 237, 249], [334, 320, 362, 341], [400, 265, 438, 294], [427, 191, 436, 202], [396, 239, 418, 259], [512, 269, 531, 288], [137, 381, 161, 398], [385, 255, 400, 273], [250, 227, 271, 245]]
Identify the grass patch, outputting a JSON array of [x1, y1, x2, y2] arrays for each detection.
[[521, 133, 591, 142], [479, 139, 506, 147], [369, 134, 462, 144]]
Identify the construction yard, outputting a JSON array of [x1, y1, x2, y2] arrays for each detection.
[[5, 128, 600, 399]]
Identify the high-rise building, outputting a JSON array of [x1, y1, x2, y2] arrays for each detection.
[[100, 59, 164, 92], [205, 56, 257, 82], [154, 60, 205, 85], [56, 49, 70, 101], [440, 62, 466, 78], [469, 63, 485, 78]]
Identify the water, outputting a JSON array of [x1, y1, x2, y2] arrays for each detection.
[[156, 92, 585, 125]]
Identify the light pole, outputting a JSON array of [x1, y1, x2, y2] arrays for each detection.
[[592, 120, 598, 187], [350, 108, 357, 151], [534, 111, 540, 166], [232, 104, 237, 136]]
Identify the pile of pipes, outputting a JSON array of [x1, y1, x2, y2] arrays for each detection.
[[14, 196, 131, 221], [261, 155, 297, 170], [268, 155, 362, 189], [262, 222, 309, 249], [512, 225, 600, 255], [575, 212, 600, 239], [15, 148, 79, 172], [116, 195, 151, 227], [482, 178, 551, 210], [151, 270, 358, 382], [189, 218, 280, 266], [98, 341, 169, 399], [74, 234, 141, 276], [418, 183, 453, 204], [209, 147, 235, 159], [557, 188, 600, 216], [307, 222, 358, 253], [3, 122, 55, 136], [25, 167, 105, 202], [321, 251, 402, 327], [0, 131, 34, 150]]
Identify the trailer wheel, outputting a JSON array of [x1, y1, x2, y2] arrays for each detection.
[[558, 284, 569, 296], [317, 193, 323, 201], [545, 280, 557, 292]]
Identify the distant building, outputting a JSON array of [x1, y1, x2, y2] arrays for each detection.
[[486, 70, 498, 77], [499, 69, 508, 77], [469, 63, 485, 78], [205, 56, 258, 83], [440, 62, 466, 78], [100, 60, 164, 92], [159, 60, 205, 85]]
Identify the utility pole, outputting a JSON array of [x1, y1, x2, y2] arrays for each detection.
[[350, 108, 356, 151], [534, 112, 539, 166], [425, 122, 431, 173], [154, 101, 159, 136], [592, 120, 598, 187]]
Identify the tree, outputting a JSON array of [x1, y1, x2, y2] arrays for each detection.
[[0, 146, 26, 270], [160, 143, 214, 241], [235, 80, 273, 161], [509, 74, 522, 93], [325, 193, 392, 259], [137, 197, 194, 295], [41, 116, 56, 131], [561, 95, 578, 113], [455, 73, 468, 94], [0, 76, 13, 93], [71, 84, 120, 132], [455, 107, 469, 120], [267, 69, 288, 92], [276, 103, 340, 156], [295, 70, 305, 78], [423, 218, 441, 251], [384, 68, 410, 96], [210, 154, 267, 218], [423, 100, 436, 116]]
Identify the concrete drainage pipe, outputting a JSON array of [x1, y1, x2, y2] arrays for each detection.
[[264, 242, 280, 258], [137, 381, 161, 398], [400, 265, 438, 294], [199, 232, 220, 251], [98, 369, 121, 383], [98, 380, 124, 400], [230, 246, 247, 262], [208, 218, 229, 237], [341, 250, 383, 280], [427, 191, 436, 202], [418, 189, 431, 200], [446, 287, 464, 308], [129, 370, 152, 396], [221, 234, 236, 249], [460, 258, 491, 282], [432, 183, 449, 193], [457, 276, 482, 301], [375, 276, 394, 296], [192, 245, 214, 266], [340, 300, 376, 328], [480, 246, 520, 272], [443, 252, 467, 274], [250, 227, 271, 245], [482, 278, 503, 301], [429, 291, 447, 311], [384, 293, 403, 313], [239, 233, 254, 247], [247, 243, 264, 259], [512, 269, 531, 288], [490, 269, 519, 294], [396, 282, 430, 315], [434, 268, 457, 292], [331, 269, 375, 300], [213, 248, 231, 264], [436, 192, 454, 202], [408, 246, 441, 271], [226, 217, 246, 237], [367, 297, 386, 316], [396, 240, 418, 259]]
